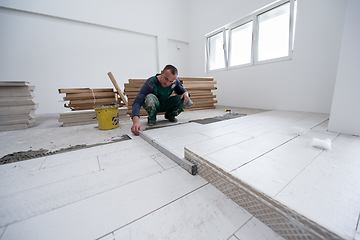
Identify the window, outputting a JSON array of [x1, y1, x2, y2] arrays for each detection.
[[257, 2, 290, 61], [229, 20, 253, 67], [206, 29, 226, 71], [205, 0, 297, 72]]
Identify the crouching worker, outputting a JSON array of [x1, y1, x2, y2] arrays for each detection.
[[131, 65, 193, 135]]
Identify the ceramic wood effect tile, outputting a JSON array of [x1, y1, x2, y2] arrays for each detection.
[[0, 155, 164, 227], [185, 132, 253, 158], [231, 156, 301, 197], [158, 132, 211, 151], [204, 132, 293, 171], [0, 157, 46, 178], [168, 146, 185, 158], [263, 136, 322, 170], [97, 144, 160, 170], [270, 113, 330, 137], [197, 117, 248, 131], [0, 156, 99, 197], [236, 121, 290, 137], [234, 217, 285, 240], [145, 123, 204, 141], [112, 184, 252, 240], [200, 124, 251, 138], [148, 152, 178, 170], [1, 167, 207, 240], [275, 155, 360, 240], [321, 133, 360, 166], [40, 138, 148, 169]]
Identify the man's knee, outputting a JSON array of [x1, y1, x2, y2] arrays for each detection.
[[143, 94, 160, 110], [172, 95, 193, 108]]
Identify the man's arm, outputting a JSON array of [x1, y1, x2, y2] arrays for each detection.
[[173, 79, 190, 104], [131, 77, 154, 135], [131, 116, 142, 135]]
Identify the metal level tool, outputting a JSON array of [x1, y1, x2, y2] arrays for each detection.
[[138, 131, 197, 175]]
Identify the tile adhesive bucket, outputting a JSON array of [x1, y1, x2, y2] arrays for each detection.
[[94, 104, 119, 130]]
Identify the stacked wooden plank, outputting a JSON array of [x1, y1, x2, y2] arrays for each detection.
[[59, 88, 122, 111], [57, 72, 130, 127], [179, 77, 217, 111], [124, 77, 217, 116], [58, 107, 129, 127], [0, 81, 38, 131]]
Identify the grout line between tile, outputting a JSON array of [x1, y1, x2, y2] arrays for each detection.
[[97, 156, 102, 171], [97, 182, 210, 240], [228, 234, 240, 240], [150, 154, 165, 170], [38, 157, 47, 170], [310, 118, 329, 130], [0, 226, 7, 240], [201, 136, 255, 157], [356, 212, 360, 232], [273, 150, 324, 198], [229, 216, 253, 240], [230, 136, 298, 173]]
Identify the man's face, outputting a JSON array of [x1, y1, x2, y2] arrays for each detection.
[[159, 70, 177, 87]]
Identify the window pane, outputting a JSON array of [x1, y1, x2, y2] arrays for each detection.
[[257, 2, 290, 61], [229, 21, 253, 67], [208, 32, 225, 70]]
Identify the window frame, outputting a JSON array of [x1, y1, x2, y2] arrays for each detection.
[[254, 0, 296, 65], [205, 28, 227, 72], [227, 16, 255, 70], [205, 0, 297, 73]]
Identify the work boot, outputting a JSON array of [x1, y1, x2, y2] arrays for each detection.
[[148, 121, 156, 126], [165, 115, 178, 123], [147, 118, 156, 126]]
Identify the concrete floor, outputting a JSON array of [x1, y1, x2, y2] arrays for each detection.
[[0, 106, 359, 240]]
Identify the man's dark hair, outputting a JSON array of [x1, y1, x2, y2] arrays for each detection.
[[163, 65, 178, 75]]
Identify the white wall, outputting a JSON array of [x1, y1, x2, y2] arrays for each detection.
[[167, 39, 189, 76], [0, 0, 190, 114], [328, 0, 360, 136], [0, 0, 353, 117], [187, 0, 347, 114]]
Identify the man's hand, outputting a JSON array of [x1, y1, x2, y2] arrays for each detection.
[[181, 91, 189, 105], [131, 116, 142, 135]]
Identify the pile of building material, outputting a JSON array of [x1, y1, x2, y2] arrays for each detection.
[[59, 88, 122, 111], [180, 77, 217, 110], [124, 77, 217, 116], [58, 73, 129, 127], [58, 107, 129, 127], [0, 81, 38, 131]]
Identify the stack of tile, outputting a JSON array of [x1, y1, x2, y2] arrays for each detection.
[[59, 88, 122, 111], [124, 77, 217, 117], [0, 81, 38, 131], [58, 107, 129, 127], [58, 88, 128, 127]]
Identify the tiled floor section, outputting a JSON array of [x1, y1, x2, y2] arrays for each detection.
[[1, 109, 359, 239], [144, 110, 360, 240], [0, 133, 283, 239]]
